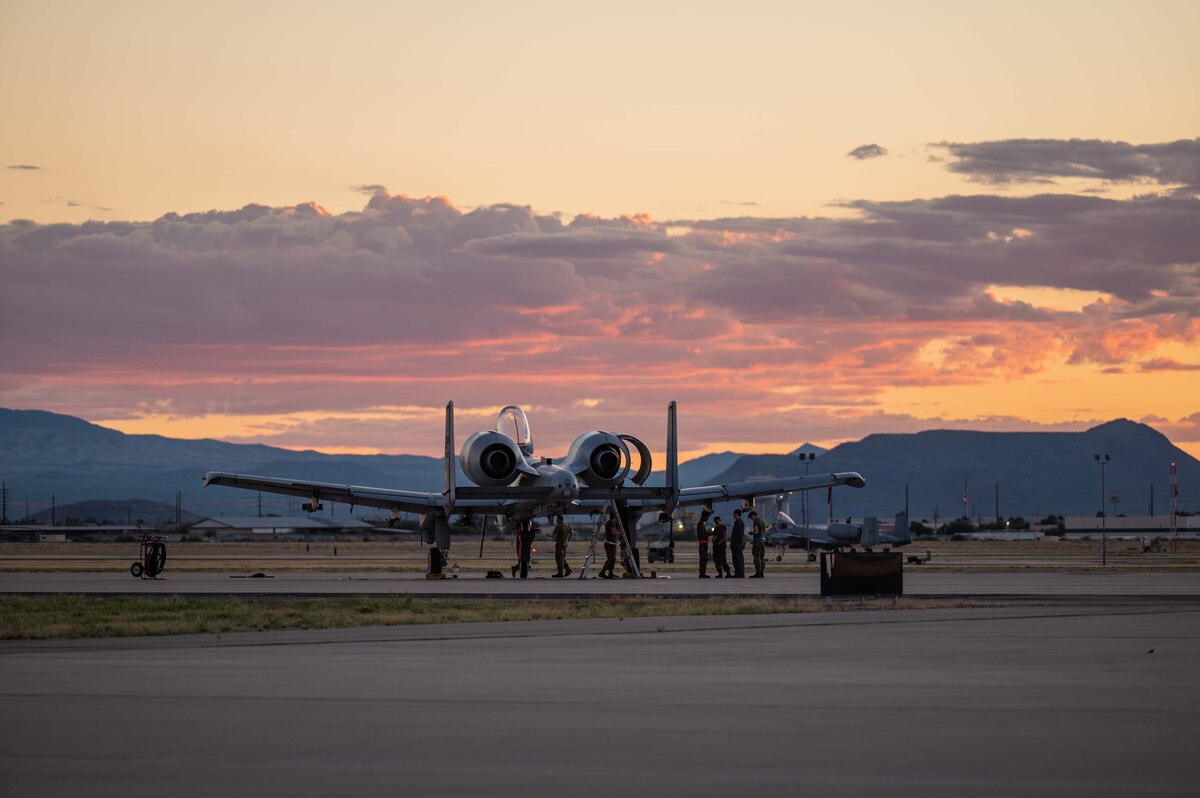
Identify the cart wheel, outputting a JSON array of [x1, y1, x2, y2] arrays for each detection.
[[130, 562, 144, 578], [145, 542, 167, 577]]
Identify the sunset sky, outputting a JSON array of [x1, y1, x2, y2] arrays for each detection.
[[2, 0, 1199, 462]]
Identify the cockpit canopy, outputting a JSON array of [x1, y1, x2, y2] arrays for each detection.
[[495, 405, 533, 455]]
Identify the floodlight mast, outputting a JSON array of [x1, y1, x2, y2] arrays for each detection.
[[1094, 453, 1110, 565]]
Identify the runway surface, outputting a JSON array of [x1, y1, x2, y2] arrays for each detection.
[[2, 603, 1198, 796], [3, 569, 1199, 598]]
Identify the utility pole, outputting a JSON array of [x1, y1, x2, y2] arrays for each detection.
[[176, 490, 182, 525], [51, 493, 56, 526], [1, 481, 7, 525], [1094, 454, 1110, 565], [994, 481, 1000, 525], [904, 483, 909, 519], [1171, 462, 1179, 552], [257, 492, 262, 518]]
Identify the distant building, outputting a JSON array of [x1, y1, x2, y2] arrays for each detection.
[[0, 523, 163, 540], [1063, 515, 1200, 539], [188, 516, 376, 538], [967, 530, 1044, 541]]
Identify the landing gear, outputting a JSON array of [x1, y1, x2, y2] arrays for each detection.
[[426, 547, 447, 579]]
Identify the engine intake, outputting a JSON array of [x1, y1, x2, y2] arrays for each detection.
[[460, 430, 524, 486], [563, 431, 631, 488]]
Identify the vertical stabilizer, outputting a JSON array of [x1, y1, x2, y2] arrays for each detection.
[[443, 401, 456, 518], [861, 517, 880, 548], [665, 401, 679, 515]]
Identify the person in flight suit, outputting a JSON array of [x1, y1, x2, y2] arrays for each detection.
[[749, 510, 767, 578], [730, 508, 747, 578], [552, 513, 572, 578], [711, 515, 732, 577], [696, 510, 711, 578], [599, 512, 619, 579]]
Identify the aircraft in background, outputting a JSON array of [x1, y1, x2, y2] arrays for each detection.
[[204, 402, 867, 566], [767, 511, 911, 560]]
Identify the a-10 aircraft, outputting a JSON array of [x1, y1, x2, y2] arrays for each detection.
[[204, 402, 866, 564], [768, 511, 911, 559]]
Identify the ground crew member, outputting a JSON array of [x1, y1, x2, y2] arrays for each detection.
[[552, 513, 572, 578], [730, 509, 746, 578], [514, 518, 537, 579], [599, 512, 619, 579], [696, 510, 711, 578], [749, 510, 767, 578], [711, 515, 732, 577]]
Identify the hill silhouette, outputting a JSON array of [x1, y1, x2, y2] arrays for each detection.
[[709, 419, 1200, 519], [0, 408, 441, 518], [30, 498, 200, 526], [2, 409, 1196, 521]]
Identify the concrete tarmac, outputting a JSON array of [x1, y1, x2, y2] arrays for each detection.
[[2, 569, 1199, 598], [2, 604, 1198, 796]]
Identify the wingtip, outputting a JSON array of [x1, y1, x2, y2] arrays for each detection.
[[844, 473, 867, 489]]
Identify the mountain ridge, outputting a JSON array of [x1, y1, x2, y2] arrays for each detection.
[[2, 408, 1196, 520]]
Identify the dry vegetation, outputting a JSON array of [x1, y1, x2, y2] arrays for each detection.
[[0, 594, 990, 640]]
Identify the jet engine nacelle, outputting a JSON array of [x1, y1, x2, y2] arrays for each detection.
[[563, 431, 631, 487], [460, 430, 524, 487]]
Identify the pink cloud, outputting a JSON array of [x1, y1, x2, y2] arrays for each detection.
[[1, 190, 1198, 453]]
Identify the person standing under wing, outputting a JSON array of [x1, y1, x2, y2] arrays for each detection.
[[711, 515, 731, 577], [696, 510, 711, 578], [552, 513, 572, 578], [749, 510, 767, 578], [730, 508, 746, 578]]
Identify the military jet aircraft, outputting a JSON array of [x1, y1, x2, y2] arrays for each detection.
[[204, 402, 866, 564], [768, 511, 911, 558]]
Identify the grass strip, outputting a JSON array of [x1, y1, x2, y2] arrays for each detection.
[[0, 594, 965, 640]]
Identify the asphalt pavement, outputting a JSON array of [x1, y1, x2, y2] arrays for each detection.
[[2, 603, 1198, 796]]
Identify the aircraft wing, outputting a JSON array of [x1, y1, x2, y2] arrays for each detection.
[[767, 529, 841, 549], [677, 471, 865, 508], [202, 471, 445, 515], [202, 471, 562, 515]]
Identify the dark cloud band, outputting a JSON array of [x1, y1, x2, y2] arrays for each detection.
[[934, 138, 1200, 189]]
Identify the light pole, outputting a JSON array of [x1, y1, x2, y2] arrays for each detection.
[[799, 451, 816, 559], [1094, 453, 1110, 565], [799, 452, 816, 528]]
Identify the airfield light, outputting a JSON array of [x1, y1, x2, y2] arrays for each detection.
[[798, 451, 816, 529]]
